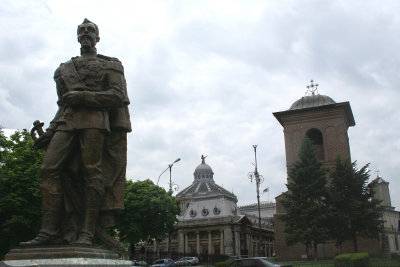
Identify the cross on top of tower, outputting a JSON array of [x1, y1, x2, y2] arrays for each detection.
[[305, 79, 319, 95]]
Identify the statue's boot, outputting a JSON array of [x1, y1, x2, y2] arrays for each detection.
[[75, 188, 102, 246], [19, 194, 63, 247]]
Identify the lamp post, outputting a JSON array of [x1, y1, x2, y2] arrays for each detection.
[[157, 158, 181, 258], [157, 158, 181, 192], [248, 145, 264, 256]]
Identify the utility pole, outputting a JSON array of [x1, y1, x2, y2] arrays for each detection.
[[248, 145, 264, 256]]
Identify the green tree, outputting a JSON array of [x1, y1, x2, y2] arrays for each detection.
[[280, 137, 330, 260], [0, 129, 44, 259], [329, 156, 383, 252], [115, 179, 179, 255]]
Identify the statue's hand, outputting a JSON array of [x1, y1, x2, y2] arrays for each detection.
[[64, 91, 95, 106], [63, 91, 85, 106], [33, 130, 54, 150]]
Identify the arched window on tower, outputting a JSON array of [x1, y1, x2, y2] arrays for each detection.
[[306, 128, 325, 160]]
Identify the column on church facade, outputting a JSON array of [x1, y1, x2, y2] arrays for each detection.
[[249, 234, 253, 256], [264, 236, 268, 257], [246, 233, 251, 256], [220, 230, 224, 255], [178, 230, 184, 253], [255, 239, 259, 257], [208, 231, 212, 255], [184, 232, 189, 254], [196, 231, 200, 255], [234, 231, 241, 255], [224, 227, 233, 255]]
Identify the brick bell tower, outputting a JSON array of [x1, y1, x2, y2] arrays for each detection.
[[272, 80, 356, 259], [273, 80, 355, 183]]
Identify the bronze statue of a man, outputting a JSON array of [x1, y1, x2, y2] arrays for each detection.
[[20, 19, 131, 247]]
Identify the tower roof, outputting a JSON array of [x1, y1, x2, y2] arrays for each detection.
[[273, 80, 355, 127], [193, 155, 214, 180], [176, 155, 237, 202], [289, 94, 336, 110], [370, 175, 389, 185], [289, 80, 336, 110]]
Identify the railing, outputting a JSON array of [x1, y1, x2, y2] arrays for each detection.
[[130, 251, 229, 265], [129, 251, 400, 267]]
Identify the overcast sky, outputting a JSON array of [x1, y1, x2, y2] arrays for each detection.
[[1, 0, 399, 209]]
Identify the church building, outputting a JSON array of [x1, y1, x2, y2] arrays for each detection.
[[272, 80, 399, 259], [157, 156, 274, 257]]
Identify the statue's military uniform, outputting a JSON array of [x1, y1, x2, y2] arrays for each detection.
[[39, 54, 131, 243], [51, 55, 130, 132]]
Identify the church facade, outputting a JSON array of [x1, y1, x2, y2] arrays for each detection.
[[157, 156, 275, 257]]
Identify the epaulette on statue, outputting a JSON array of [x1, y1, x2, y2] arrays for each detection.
[[69, 56, 80, 63], [60, 56, 79, 67], [98, 54, 124, 73]]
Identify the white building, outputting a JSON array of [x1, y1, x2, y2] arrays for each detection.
[[370, 174, 400, 254], [157, 156, 275, 257]]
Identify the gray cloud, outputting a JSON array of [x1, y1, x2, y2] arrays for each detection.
[[1, 0, 399, 210]]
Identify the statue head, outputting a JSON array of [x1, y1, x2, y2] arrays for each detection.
[[77, 18, 100, 48]]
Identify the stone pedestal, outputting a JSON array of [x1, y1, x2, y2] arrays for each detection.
[[3, 246, 131, 266], [1, 258, 132, 267], [5, 246, 119, 260]]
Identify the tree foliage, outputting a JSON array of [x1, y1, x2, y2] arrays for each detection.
[[280, 137, 330, 259], [0, 129, 180, 258], [280, 137, 384, 257], [115, 179, 179, 247], [329, 156, 383, 252], [0, 129, 44, 259]]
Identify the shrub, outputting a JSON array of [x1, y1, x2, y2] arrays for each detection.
[[334, 253, 351, 267], [334, 252, 369, 267], [216, 260, 232, 267], [392, 253, 400, 262], [351, 252, 369, 267]]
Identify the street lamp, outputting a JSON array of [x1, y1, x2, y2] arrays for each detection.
[[248, 145, 264, 256], [157, 158, 181, 258], [157, 158, 181, 192]]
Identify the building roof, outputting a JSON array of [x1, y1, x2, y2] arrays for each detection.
[[176, 156, 237, 202], [370, 175, 389, 185], [175, 156, 274, 231], [289, 94, 336, 110], [273, 81, 354, 127]]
